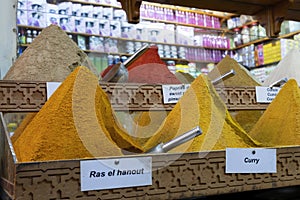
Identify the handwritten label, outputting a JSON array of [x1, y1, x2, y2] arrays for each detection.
[[226, 148, 276, 173], [255, 86, 281, 103], [162, 84, 190, 104], [46, 82, 61, 100], [80, 157, 152, 191]]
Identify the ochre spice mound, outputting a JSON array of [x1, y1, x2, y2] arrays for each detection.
[[208, 55, 261, 87], [143, 74, 260, 153], [249, 79, 300, 147], [13, 66, 143, 162], [208, 55, 263, 133]]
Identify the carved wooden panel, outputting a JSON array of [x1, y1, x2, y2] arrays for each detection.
[[6, 147, 300, 199], [0, 81, 268, 112]]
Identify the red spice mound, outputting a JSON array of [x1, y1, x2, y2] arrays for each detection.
[[127, 46, 181, 84]]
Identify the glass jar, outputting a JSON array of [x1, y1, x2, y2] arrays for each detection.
[[250, 22, 259, 41], [241, 25, 250, 44], [233, 28, 242, 47]]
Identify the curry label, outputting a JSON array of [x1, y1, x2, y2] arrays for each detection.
[[80, 157, 152, 191], [225, 148, 276, 173]]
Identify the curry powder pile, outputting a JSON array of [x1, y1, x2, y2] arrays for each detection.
[[208, 55, 263, 133], [143, 74, 260, 153], [13, 66, 143, 162], [249, 79, 300, 147]]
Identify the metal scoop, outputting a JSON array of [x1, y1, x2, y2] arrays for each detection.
[[146, 126, 202, 153], [211, 69, 236, 85], [269, 77, 288, 88]]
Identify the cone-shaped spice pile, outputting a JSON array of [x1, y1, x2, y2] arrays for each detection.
[[143, 74, 260, 153], [4, 25, 98, 81], [249, 79, 300, 147], [13, 66, 143, 162], [208, 55, 263, 133], [208, 55, 261, 87], [126, 46, 181, 84]]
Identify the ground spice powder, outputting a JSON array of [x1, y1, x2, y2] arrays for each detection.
[[11, 112, 37, 144], [143, 74, 260, 153], [127, 46, 181, 84], [13, 66, 143, 162], [4, 25, 98, 81], [208, 55, 262, 87], [249, 79, 300, 147], [208, 55, 263, 133], [175, 71, 195, 84]]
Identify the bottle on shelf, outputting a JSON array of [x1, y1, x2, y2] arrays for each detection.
[[18, 28, 26, 44], [249, 22, 259, 41], [233, 28, 242, 47], [241, 25, 250, 44], [26, 30, 33, 44]]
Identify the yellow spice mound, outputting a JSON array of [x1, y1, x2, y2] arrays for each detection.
[[143, 74, 260, 152], [249, 79, 300, 147], [13, 66, 143, 162], [132, 111, 170, 146]]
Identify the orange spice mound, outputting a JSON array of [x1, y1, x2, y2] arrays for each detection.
[[143, 74, 260, 153], [13, 66, 143, 162], [249, 79, 300, 147]]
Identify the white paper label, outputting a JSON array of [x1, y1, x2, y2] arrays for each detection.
[[226, 148, 276, 173], [162, 84, 190, 104], [46, 82, 61, 100], [80, 157, 152, 191], [255, 86, 281, 103]]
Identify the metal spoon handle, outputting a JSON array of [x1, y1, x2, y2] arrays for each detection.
[[212, 69, 235, 84], [161, 126, 202, 152]]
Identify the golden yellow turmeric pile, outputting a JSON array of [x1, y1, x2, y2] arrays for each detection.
[[143, 74, 260, 153], [13, 66, 143, 162], [249, 79, 300, 147]]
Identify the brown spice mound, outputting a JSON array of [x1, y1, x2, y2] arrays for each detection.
[[175, 71, 195, 84], [208, 55, 261, 87], [13, 66, 142, 162], [249, 79, 300, 147], [143, 74, 260, 153], [4, 25, 98, 81]]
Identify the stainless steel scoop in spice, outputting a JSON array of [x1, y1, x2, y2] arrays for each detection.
[[269, 77, 288, 87], [146, 126, 202, 153], [211, 69, 236, 85]]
